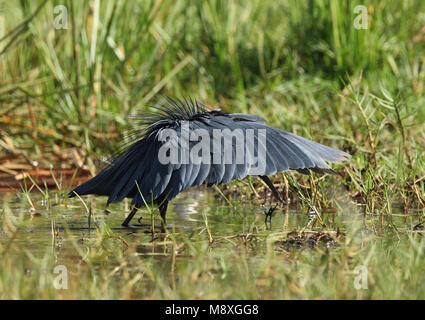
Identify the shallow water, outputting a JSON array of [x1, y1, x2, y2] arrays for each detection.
[[1, 187, 424, 299], [1, 187, 421, 256]]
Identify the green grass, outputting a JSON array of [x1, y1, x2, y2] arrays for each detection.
[[1, 0, 424, 207], [0, 0, 425, 299]]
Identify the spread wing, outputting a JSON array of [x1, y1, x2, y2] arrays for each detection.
[[70, 113, 349, 207]]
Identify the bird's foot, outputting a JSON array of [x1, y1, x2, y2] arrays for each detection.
[[264, 204, 278, 225]]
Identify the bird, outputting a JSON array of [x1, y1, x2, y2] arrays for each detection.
[[69, 97, 350, 227]]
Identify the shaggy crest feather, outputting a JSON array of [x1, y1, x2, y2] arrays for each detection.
[[108, 96, 216, 165], [135, 96, 213, 138]]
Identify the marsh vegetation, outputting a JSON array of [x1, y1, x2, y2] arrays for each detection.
[[0, 0, 424, 299]]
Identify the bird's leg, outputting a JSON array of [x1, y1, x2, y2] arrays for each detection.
[[264, 203, 278, 226], [260, 175, 284, 226], [122, 207, 138, 227], [260, 175, 284, 204], [159, 200, 168, 229]]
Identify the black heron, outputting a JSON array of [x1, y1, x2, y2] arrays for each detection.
[[69, 97, 350, 227]]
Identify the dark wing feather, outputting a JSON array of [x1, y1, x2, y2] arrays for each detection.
[[70, 134, 175, 207], [107, 139, 154, 204], [187, 116, 350, 186], [70, 98, 350, 208], [69, 140, 148, 198], [228, 113, 267, 124]]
